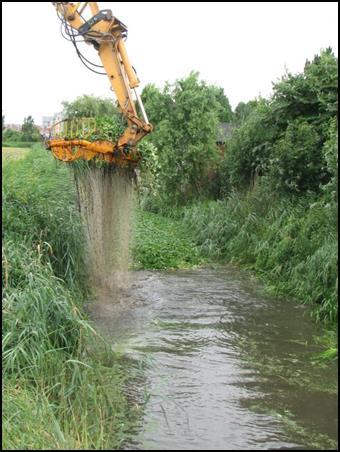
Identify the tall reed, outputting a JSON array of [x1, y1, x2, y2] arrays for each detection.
[[2, 147, 140, 449]]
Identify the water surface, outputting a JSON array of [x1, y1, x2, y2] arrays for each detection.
[[90, 267, 338, 450]]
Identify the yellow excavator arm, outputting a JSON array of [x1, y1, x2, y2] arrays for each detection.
[[47, 2, 152, 166]]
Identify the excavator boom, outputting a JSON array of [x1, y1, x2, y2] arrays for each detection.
[[47, 2, 152, 166]]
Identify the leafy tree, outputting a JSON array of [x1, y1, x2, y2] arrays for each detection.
[[233, 100, 259, 125], [21, 116, 40, 142], [208, 86, 233, 122], [321, 117, 338, 201], [304, 48, 338, 118], [220, 100, 275, 191], [62, 94, 120, 118], [269, 120, 325, 193], [2, 114, 5, 131], [271, 48, 338, 131], [221, 48, 338, 196], [142, 72, 224, 205], [143, 80, 233, 126], [141, 84, 173, 125]]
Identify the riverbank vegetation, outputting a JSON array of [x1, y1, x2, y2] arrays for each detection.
[[140, 48, 338, 327], [2, 150, 141, 449], [3, 115, 41, 147]]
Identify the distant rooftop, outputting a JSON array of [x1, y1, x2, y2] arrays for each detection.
[[216, 122, 233, 143], [41, 112, 63, 129]]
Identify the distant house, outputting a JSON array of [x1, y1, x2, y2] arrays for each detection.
[[52, 112, 63, 124], [41, 112, 64, 136], [216, 122, 233, 146], [42, 116, 54, 130]]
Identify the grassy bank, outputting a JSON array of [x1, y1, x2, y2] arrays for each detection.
[[2, 147, 31, 160], [2, 147, 141, 450], [180, 189, 338, 326], [132, 210, 204, 270], [2, 140, 39, 148]]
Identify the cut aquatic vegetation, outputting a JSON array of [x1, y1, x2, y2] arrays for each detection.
[[59, 115, 126, 142], [61, 94, 127, 142], [89, 115, 127, 142]]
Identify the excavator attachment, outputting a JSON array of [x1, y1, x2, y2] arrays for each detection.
[[48, 2, 152, 166], [46, 118, 142, 167]]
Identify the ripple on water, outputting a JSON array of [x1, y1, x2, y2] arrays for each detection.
[[90, 267, 338, 451]]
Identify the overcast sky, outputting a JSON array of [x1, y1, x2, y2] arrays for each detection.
[[2, 2, 338, 125]]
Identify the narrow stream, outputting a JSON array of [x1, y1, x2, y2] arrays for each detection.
[[90, 267, 338, 450]]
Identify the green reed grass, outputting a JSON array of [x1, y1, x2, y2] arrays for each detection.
[[2, 146, 141, 450], [181, 188, 338, 326]]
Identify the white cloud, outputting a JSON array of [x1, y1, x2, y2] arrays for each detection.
[[2, 2, 338, 124]]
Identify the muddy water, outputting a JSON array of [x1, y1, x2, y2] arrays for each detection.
[[90, 267, 338, 450]]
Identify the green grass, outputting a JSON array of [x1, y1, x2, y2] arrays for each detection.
[[132, 210, 204, 270], [180, 188, 338, 326], [3, 382, 67, 450], [2, 146, 141, 449], [2, 147, 30, 160], [2, 141, 39, 148]]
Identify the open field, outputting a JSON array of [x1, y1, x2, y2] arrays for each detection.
[[2, 147, 30, 160]]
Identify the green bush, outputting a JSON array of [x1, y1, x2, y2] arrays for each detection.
[[142, 72, 231, 205], [220, 48, 338, 196], [3, 128, 25, 143], [268, 120, 326, 193]]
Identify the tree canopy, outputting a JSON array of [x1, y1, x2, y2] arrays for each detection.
[[142, 72, 233, 205], [220, 48, 338, 195], [62, 95, 120, 118]]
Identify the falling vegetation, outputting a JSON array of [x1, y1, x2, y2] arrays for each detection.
[[71, 161, 135, 291]]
